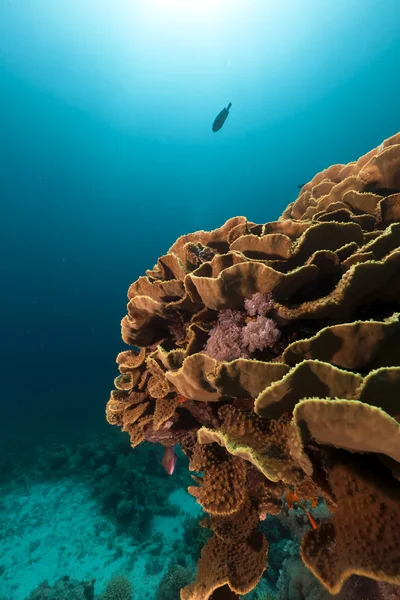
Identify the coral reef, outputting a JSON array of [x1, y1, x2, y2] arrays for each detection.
[[107, 132, 400, 598], [182, 515, 213, 561], [156, 564, 194, 600], [25, 576, 95, 600], [102, 575, 133, 600], [0, 430, 189, 537], [24, 574, 135, 600]]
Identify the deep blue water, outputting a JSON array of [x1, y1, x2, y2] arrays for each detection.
[[1, 0, 400, 441]]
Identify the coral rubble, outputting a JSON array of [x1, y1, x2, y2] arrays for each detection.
[[107, 132, 400, 598]]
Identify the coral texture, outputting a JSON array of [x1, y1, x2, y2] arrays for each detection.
[[156, 564, 194, 600], [26, 576, 95, 600], [107, 132, 400, 598], [103, 575, 133, 600]]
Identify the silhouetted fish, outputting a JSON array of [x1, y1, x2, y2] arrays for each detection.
[[297, 183, 306, 189], [212, 102, 232, 132]]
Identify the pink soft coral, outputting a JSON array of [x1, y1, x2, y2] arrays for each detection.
[[244, 292, 274, 316], [204, 310, 247, 362], [242, 316, 281, 353], [205, 303, 281, 361]]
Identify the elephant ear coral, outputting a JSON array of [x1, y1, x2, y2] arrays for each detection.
[[300, 455, 400, 594], [187, 442, 247, 515], [107, 131, 400, 598], [181, 500, 268, 600]]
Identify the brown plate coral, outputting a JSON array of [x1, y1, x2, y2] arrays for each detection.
[[106, 132, 400, 599]]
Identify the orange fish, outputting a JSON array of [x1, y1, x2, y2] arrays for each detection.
[[286, 488, 319, 529], [306, 511, 318, 530], [176, 394, 187, 404], [285, 489, 300, 509]]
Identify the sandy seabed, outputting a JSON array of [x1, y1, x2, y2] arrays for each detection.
[[0, 478, 200, 599]]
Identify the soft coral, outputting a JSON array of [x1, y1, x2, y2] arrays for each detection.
[[204, 294, 280, 362], [242, 316, 281, 353], [204, 309, 246, 362]]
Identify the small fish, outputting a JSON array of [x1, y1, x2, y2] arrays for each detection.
[[306, 511, 318, 530], [212, 102, 232, 132], [161, 445, 177, 475], [286, 489, 319, 529], [176, 394, 187, 404], [285, 489, 300, 509], [297, 183, 307, 189]]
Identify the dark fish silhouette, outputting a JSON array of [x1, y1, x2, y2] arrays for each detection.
[[212, 102, 232, 132], [297, 183, 306, 189]]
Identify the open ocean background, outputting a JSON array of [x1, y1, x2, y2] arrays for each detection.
[[2, 0, 400, 440], [1, 2, 400, 598]]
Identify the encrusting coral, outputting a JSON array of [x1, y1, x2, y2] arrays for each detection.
[[106, 132, 400, 598]]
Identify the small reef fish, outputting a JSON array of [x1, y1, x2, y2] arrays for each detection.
[[176, 394, 187, 404], [286, 488, 319, 529], [212, 102, 232, 132], [285, 488, 300, 509], [306, 511, 318, 530], [161, 445, 177, 475]]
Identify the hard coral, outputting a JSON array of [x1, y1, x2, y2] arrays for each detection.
[[188, 441, 247, 515], [103, 575, 133, 600], [107, 132, 400, 599], [156, 564, 194, 600], [300, 454, 400, 594], [181, 500, 268, 600], [26, 576, 95, 600]]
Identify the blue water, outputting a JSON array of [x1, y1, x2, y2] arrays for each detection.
[[1, 1, 400, 598], [2, 0, 400, 436]]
